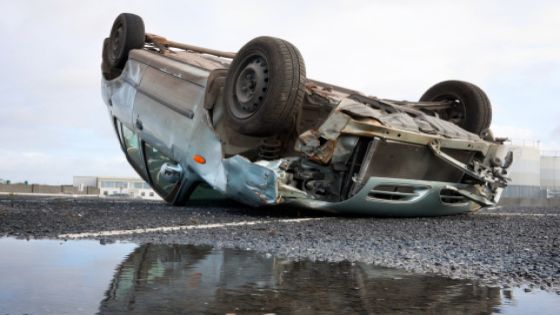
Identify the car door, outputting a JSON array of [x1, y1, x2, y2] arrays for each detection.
[[130, 51, 209, 163]]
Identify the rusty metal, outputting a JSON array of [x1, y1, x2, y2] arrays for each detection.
[[306, 79, 363, 96], [383, 99, 454, 110], [309, 140, 337, 164], [258, 138, 283, 160], [146, 33, 236, 59], [341, 119, 491, 154]]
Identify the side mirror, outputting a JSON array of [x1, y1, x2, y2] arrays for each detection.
[[159, 163, 183, 182]]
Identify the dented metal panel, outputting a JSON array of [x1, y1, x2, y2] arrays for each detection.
[[223, 156, 279, 206]]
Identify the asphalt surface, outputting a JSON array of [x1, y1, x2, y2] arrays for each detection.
[[1, 195, 559, 293]]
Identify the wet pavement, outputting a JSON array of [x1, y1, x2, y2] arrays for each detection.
[[1, 237, 559, 315], [2, 196, 560, 292]]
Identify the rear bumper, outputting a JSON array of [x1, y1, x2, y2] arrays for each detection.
[[186, 152, 491, 216], [290, 177, 483, 217]]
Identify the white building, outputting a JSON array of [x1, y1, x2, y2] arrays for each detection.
[[501, 142, 544, 198], [500, 141, 560, 199], [73, 176, 161, 200], [506, 143, 541, 187], [540, 154, 560, 187], [540, 153, 560, 198]]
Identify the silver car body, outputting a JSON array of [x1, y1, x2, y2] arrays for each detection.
[[102, 45, 511, 216]]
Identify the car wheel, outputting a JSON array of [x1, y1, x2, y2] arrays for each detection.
[[224, 36, 306, 136], [101, 38, 122, 80], [105, 13, 145, 70], [419, 80, 492, 135]]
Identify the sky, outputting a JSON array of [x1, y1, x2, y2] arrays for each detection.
[[0, 0, 559, 184]]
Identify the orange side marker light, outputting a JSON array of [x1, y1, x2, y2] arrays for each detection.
[[193, 154, 206, 164]]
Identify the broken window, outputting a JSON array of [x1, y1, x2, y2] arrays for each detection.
[[144, 143, 181, 197], [120, 124, 148, 179]]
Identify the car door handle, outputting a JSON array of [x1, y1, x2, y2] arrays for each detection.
[[135, 118, 143, 130]]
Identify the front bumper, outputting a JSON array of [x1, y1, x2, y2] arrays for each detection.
[[289, 177, 483, 216], [217, 156, 491, 216]]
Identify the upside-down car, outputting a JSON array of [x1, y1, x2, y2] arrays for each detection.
[[101, 13, 512, 216]]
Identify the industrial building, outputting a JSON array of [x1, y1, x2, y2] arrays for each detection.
[[540, 153, 560, 198], [502, 141, 560, 199], [73, 176, 161, 200]]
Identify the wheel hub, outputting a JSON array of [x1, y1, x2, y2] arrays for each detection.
[[446, 99, 466, 125], [233, 56, 269, 117], [435, 96, 466, 127]]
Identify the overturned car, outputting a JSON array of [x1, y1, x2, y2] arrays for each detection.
[[101, 13, 512, 216]]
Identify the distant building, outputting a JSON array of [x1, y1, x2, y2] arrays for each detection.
[[501, 140, 560, 199], [540, 154, 560, 187], [502, 142, 544, 198], [73, 176, 161, 200], [506, 143, 541, 186], [540, 152, 560, 198], [73, 176, 97, 188]]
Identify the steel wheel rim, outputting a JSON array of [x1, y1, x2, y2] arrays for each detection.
[[231, 55, 269, 119]]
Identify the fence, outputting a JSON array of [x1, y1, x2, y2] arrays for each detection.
[[501, 185, 547, 199], [0, 184, 99, 195]]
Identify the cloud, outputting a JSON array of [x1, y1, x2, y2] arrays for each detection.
[[0, 0, 559, 183], [492, 124, 538, 141], [492, 124, 560, 153]]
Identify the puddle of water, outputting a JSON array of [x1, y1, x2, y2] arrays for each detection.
[[0, 238, 136, 315], [0, 238, 558, 315]]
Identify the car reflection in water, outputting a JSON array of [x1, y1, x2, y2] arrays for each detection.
[[98, 244, 501, 314]]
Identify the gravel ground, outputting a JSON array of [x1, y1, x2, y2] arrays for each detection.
[[1, 195, 559, 293]]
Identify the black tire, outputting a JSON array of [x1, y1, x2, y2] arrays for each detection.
[[101, 38, 121, 80], [106, 13, 145, 70], [419, 80, 492, 135], [224, 36, 306, 136]]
